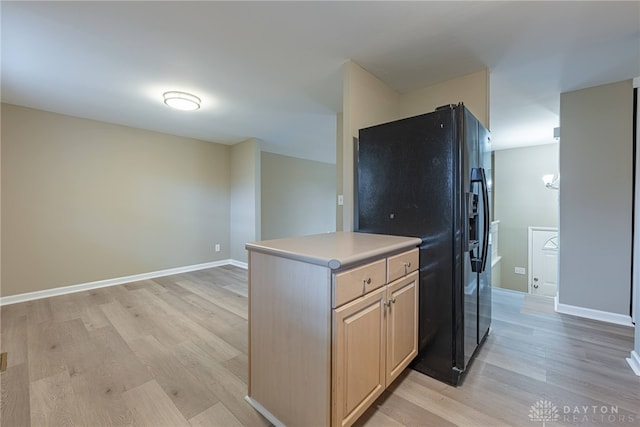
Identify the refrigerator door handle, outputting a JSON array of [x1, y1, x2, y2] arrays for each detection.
[[479, 168, 490, 273]]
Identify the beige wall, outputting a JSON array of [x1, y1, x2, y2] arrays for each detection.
[[336, 113, 343, 231], [1, 104, 231, 297], [341, 61, 400, 231], [261, 152, 336, 240], [398, 69, 490, 128], [340, 63, 490, 231], [494, 143, 559, 292], [559, 80, 633, 315], [230, 139, 261, 263]]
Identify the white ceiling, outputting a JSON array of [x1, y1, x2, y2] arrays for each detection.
[[2, 2, 639, 163]]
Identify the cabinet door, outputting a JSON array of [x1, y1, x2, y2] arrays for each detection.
[[386, 271, 419, 385], [332, 287, 386, 427]]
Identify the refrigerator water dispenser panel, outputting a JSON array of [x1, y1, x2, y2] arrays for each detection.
[[467, 192, 479, 252]]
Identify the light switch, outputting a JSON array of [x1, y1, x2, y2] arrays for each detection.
[[337, 195, 344, 206]]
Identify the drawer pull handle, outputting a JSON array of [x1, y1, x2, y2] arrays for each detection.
[[362, 277, 371, 293], [403, 261, 411, 274]]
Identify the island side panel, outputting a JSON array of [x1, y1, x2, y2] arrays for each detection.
[[248, 250, 332, 426]]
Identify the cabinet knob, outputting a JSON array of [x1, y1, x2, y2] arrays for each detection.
[[533, 284, 539, 289], [362, 277, 371, 293], [403, 261, 411, 274]]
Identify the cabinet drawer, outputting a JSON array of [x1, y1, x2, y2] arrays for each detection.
[[387, 249, 419, 283], [333, 259, 386, 308]]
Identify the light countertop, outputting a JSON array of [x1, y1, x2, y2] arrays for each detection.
[[246, 231, 421, 270]]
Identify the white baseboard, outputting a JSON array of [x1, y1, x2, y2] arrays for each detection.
[[554, 299, 634, 327], [627, 351, 640, 376], [230, 260, 248, 269], [0, 259, 245, 306]]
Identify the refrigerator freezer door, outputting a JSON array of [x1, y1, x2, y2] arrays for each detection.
[[356, 104, 492, 386], [478, 124, 492, 343], [357, 112, 455, 239], [461, 107, 480, 370], [358, 109, 458, 384]]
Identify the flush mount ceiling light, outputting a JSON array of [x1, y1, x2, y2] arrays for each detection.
[[163, 91, 201, 111]]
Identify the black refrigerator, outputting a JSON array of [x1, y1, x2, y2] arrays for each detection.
[[355, 103, 491, 386]]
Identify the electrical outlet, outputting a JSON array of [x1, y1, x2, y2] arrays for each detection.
[[514, 267, 526, 275], [215, 244, 220, 252]]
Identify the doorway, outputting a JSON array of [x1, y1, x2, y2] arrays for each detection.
[[528, 227, 558, 297]]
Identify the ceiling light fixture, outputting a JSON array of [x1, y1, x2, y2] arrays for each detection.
[[163, 91, 201, 111]]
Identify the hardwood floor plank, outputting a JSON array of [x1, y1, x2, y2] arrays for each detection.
[[124, 279, 168, 295], [173, 339, 269, 427], [175, 278, 248, 320], [1, 363, 31, 427], [113, 288, 191, 347], [220, 353, 249, 384], [56, 322, 150, 426], [545, 366, 640, 415], [84, 288, 114, 305], [27, 319, 88, 383], [127, 335, 219, 420], [189, 401, 244, 427], [473, 336, 547, 382], [123, 380, 190, 427], [356, 387, 457, 427], [79, 296, 112, 331], [68, 373, 135, 426], [2, 267, 637, 427], [133, 287, 242, 361], [25, 298, 53, 326], [175, 287, 246, 328], [64, 324, 152, 391], [49, 292, 86, 323], [30, 370, 85, 426], [427, 363, 541, 426], [99, 300, 148, 343], [379, 368, 509, 427], [1, 305, 28, 368], [187, 268, 248, 290]]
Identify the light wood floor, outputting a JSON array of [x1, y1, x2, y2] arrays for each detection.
[[1, 266, 639, 426]]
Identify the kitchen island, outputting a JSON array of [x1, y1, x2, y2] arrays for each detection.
[[245, 231, 421, 427]]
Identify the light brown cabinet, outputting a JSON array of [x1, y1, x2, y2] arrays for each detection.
[[246, 232, 421, 427], [332, 267, 418, 427]]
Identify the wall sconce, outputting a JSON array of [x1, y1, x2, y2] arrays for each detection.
[[542, 174, 560, 190]]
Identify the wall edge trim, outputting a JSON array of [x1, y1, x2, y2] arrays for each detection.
[[627, 351, 640, 376], [555, 299, 633, 327], [0, 259, 242, 306]]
